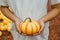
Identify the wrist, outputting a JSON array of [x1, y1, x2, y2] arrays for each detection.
[[38, 19, 45, 30], [39, 19, 45, 25], [14, 17, 21, 23], [38, 18, 45, 23], [40, 17, 47, 23]]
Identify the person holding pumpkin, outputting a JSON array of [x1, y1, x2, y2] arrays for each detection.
[[0, 0, 60, 40]]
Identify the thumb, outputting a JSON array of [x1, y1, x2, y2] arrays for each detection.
[[38, 20, 45, 34], [15, 23, 21, 34]]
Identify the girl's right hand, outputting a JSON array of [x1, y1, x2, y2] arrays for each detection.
[[14, 18, 23, 34]]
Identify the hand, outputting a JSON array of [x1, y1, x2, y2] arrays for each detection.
[[14, 18, 23, 34], [33, 19, 45, 36], [14, 19, 28, 36], [37, 20, 45, 34]]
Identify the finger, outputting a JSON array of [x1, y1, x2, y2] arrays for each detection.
[[17, 23, 22, 34], [32, 33, 39, 36], [21, 33, 27, 36], [38, 27, 44, 34], [16, 26, 22, 34], [40, 26, 44, 32]]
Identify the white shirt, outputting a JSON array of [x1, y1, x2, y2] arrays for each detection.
[[7, 0, 48, 20], [0, 0, 48, 20], [51, 0, 60, 5], [0, 0, 60, 40]]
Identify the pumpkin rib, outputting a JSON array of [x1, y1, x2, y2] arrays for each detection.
[[27, 22, 32, 35], [20, 22, 22, 33], [33, 21, 40, 33], [23, 19, 29, 34], [31, 23, 33, 35], [36, 23, 40, 32], [32, 21, 37, 33], [21, 23, 26, 33], [26, 22, 28, 34], [21, 23, 23, 33], [34, 23, 39, 33], [31, 23, 36, 34], [36, 23, 40, 31]]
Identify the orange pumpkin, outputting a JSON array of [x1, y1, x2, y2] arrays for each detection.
[[0, 12, 12, 32], [0, 31, 2, 36], [20, 18, 41, 35]]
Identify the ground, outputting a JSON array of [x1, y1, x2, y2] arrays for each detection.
[[49, 14, 60, 40]]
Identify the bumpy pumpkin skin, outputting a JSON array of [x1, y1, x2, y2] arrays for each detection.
[[0, 31, 2, 36], [0, 12, 12, 32], [20, 18, 41, 35]]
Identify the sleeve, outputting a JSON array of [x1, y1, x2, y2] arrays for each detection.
[[51, 0, 60, 5], [0, 0, 8, 6]]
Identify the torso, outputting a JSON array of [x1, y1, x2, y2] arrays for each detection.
[[7, 0, 49, 40], [7, 0, 48, 20]]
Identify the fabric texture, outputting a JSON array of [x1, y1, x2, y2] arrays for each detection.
[[0, 0, 8, 6], [51, 0, 60, 5], [11, 22, 49, 40]]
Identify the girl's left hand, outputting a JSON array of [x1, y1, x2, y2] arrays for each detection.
[[33, 19, 45, 36], [37, 20, 45, 34]]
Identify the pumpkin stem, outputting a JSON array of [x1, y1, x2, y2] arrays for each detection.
[[24, 17, 32, 22]]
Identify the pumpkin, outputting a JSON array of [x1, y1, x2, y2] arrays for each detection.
[[0, 31, 2, 36], [0, 11, 12, 32], [20, 18, 41, 35]]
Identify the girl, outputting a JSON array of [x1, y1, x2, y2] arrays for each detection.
[[0, 0, 60, 40]]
